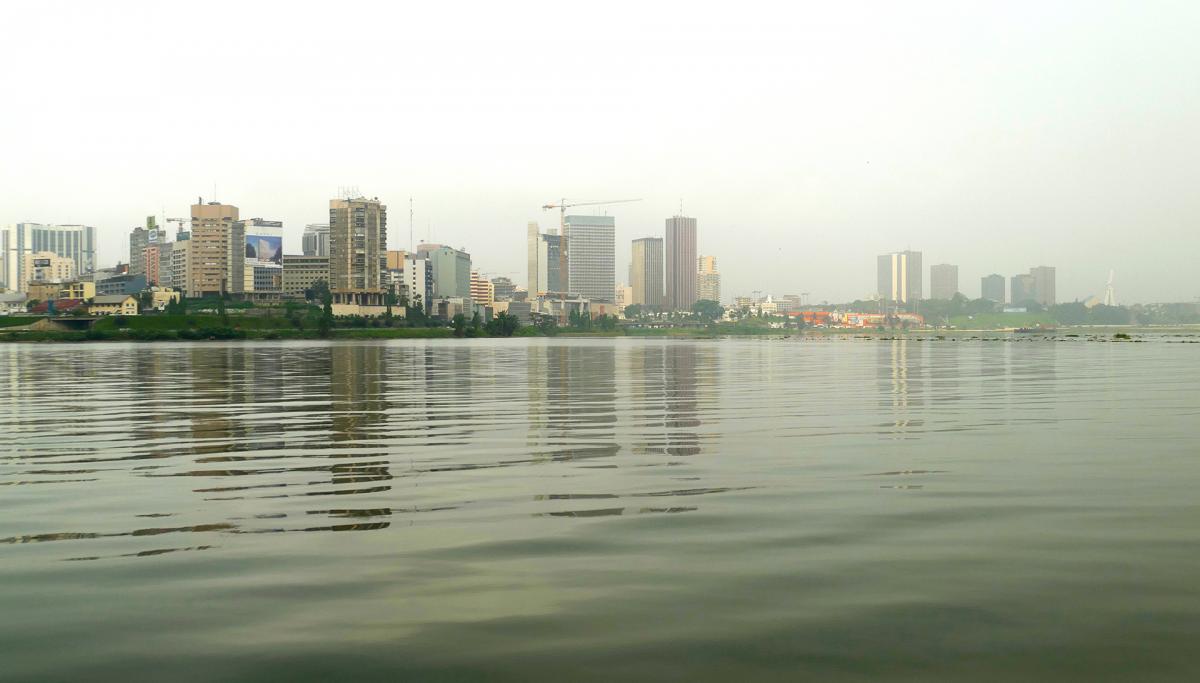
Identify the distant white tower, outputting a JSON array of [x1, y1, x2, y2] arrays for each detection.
[[1103, 270, 1116, 306]]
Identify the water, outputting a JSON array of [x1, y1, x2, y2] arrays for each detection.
[[2, 336, 1198, 681]]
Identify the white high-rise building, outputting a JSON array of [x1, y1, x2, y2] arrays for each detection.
[[564, 215, 615, 302], [877, 250, 922, 305], [302, 223, 330, 257], [2, 223, 97, 292]]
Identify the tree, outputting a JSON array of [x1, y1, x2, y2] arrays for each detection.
[[692, 299, 724, 321], [318, 288, 334, 338], [451, 313, 467, 337], [306, 279, 330, 304], [624, 303, 643, 319], [595, 314, 617, 331], [485, 311, 521, 337], [137, 290, 154, 313], [537, 315, 559, 336], [385, 284, 396, 323]]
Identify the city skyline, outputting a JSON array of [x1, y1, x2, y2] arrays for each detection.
[[3, 4, 1199, 304]]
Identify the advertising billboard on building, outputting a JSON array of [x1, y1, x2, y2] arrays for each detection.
[[33, 258, 51, 267], [246, 234, 283, 265]]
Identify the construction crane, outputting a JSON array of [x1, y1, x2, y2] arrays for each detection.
[[541, 198, 641, 295], [165, 217, 190, 238], [541, 198, 642, 235]]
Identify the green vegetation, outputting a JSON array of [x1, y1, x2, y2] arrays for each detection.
[[0, 316, 42, 328]]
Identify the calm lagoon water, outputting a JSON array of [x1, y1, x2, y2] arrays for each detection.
[[2, 336, 1198, 681]]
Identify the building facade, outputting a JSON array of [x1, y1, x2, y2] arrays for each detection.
[[981, 274, 1005, 303], [20, 251, 75, 291], [234, 218, 283, 295], [302, 223, 330, 257], [188, 201, 239, 298], [877, 250, 923, 305], [697, 255, 720, 303], [564, 215, 615, 302], [470, 270, 494, 306], [930, 263, 959, 300], [429, 246, 472, 301], [630, 237, 664, 308], [1030, 266, 1056, 306], [491, 276, 514, 301], [1010, 273, 1036, 305], [282, 255, 330, 299], [664, 215, 697, 311], [1, 223, 97, 292], [329, 196, 387, 312]]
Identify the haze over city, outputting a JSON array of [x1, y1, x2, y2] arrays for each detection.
[[2, 1, 1197, 303]]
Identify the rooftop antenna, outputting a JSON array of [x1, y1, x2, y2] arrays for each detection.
[[679, 197, 683, 215], [409, 196, 414, 252]]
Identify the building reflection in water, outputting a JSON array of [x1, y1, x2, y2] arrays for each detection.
[[878, 338, 926, 437], [526, 342, 620, 463], [627, 342, 707, 457]]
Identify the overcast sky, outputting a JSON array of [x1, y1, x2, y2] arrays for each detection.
[[2, 1, 1197, 304]]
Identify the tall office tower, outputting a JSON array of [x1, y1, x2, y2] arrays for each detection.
[[155, 242, 174, 288], [1, 223, 97, 291], [233, 218, 284, 294], [470, 270, 494, 306], [630, 237, 664, 308], [877, 250, 923, 305], [128, 217, 166, 277], [129, 227, 148, 276], [536, 231, 563, 294], [527, 221, 540, 295], [171, 239, 191, 297], [187, 200, 239, 298], [1030, 266, 1056, 306], [981, 273, 1005, 303], [429, 246, 472, 300], [329, 197, 387, 302], [1010, 273, 1036, 305], [564, 215, 615, 301], [491, 276, 515, 301], [302, 223, 330, 257], [664, 215, 697, 311], [930, 263, 959, 300], [697, 255, 720, 303]]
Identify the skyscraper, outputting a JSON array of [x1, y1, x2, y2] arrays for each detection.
[[428, 246, 471, 301], [329, 196, 387, 307], [302, 223, 330, 257], [930, 263, 959, 300], [697, 255, 720, 303], [981, 274, 1005, 303], [234, 218, 284, 294], [128, 217, 165, 277], [1030, 266, 1056, 306], [188, 200, 239, 298], [630, 237, 664, 308], [877, 250, 922, 305], [491, 276, 515, 301], [1010, 273, 1036, 305], [527, 221, 540, 295], [470, 270, 494, 306], [1, 223, 97, 292], [664, 215, 697, 311], [527, 222, 565, 295], [564, 215, 615, 302]]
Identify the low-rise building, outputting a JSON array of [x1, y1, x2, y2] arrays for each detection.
[[149, 287, 181, 311], [282, 255, 329, 299], [60, 281, 97, 301], [0, 292, 27, 315], [89, 294, 139, 316]]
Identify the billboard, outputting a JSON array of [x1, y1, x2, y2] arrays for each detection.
[[33, 258, 51, 267], [245, 235, 283, 265]]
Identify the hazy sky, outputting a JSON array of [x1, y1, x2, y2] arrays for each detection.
[[2, 1, 1197, 304]]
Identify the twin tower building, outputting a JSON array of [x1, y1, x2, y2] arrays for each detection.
[[527, 214, 717, 311]]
